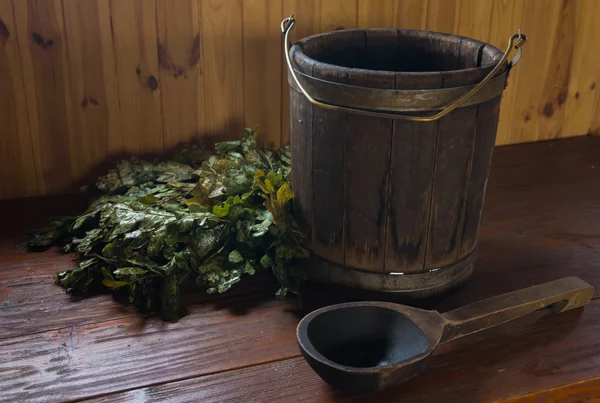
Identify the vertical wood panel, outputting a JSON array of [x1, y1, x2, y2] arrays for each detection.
[[289, 89, 313, 238], [564, 0, 600, 138], [392, 0, 428, 29], [242, 0, 282, 147], [385, 73, 441, 273], [426, 0, 458, 33], [344, 68, 394, 271], [13, 0, 72, 195], [425, 106, 477, 269], [156, 0, 203, 150], [109, 0, 163, 154], [201, 0, 244, 140], [357, 0, 394, 28], [500, 1, 562, 144], [2, 0, 600, 200], [310, 58, 354, 265], [536, 0, 577, 141], [320, 0, 358, 32], [384, 119, 439, 273], [458, 97, 502, 259], [62, 0, 122, 184], [424, 49, 481, 270], [311, 105, 347, 265], [0, 1, 39, 199], [281, 0, 320, 146], [488, 0, 524, 145], [591, 0, 600, 140], [454, 0, 493, 40]]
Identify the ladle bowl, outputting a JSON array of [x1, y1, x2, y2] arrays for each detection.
[[296, 277, 593, 394]]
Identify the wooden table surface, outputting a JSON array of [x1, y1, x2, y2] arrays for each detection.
[[1, 136, 600, 403]]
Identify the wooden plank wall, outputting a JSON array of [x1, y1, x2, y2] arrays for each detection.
[[1, 0, 599, 200]]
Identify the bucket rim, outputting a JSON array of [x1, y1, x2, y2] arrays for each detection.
[[290, 28, 507, 89]]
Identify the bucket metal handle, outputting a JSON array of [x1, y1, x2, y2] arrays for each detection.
[[281, 15, 527, 122]]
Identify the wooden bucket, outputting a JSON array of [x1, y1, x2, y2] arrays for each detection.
[[284, 18, 525, 299]]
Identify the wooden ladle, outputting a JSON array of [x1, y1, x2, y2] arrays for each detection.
[[296, 277, 593, 394]]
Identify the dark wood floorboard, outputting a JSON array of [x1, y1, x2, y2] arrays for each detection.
[[84, 299, 600, 403]]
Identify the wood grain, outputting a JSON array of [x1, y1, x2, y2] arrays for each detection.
[[109, 0, 164, 154], [498, 0, 562, 144], [536, 0, 577, 142], [62, 0, 122, 184], [280, 0, 320, 146], [88, 300, 600, 403], [505, 377, 600, 403], [242, 0, 282, 146], [0, 296, 297, 402], [12, 0, 72, 195], [457, 96, 502, 259], [564, 0, 600, 138], [344, 69, 394, 271], [488, 0, 524, 146], [156, 0, 203, 150], [423, 43, 482, 270], [0, 1, 39, 199], [357, 0, 394, 29], [0, 259, 135, 339], [454, 0, 493, 40], [310, 61, 349, 266], [0, 258, 276, 340], [391, 0, 428, 29], [425, 105, 477, 269], [200, 0, 244, 140], [1, 0, 600, 202], [289, 88, 313, 238], [2, 137, 600, 401], [384, 75, 441, 273], [426, 0, 458, 33], [319, 0, 358, 32]]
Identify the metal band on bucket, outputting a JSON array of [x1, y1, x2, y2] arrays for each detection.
[[307, 250, 477, 297], [288, 70, 508, 113]]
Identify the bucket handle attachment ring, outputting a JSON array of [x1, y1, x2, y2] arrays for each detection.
[[281, 15, 527, 122]]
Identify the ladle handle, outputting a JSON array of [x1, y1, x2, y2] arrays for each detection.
[[440, 277, 594, 343]]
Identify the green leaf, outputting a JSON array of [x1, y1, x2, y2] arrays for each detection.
[[102, 279, 129, 289], [229, 250, 243, 263], [147, 228, 166, 257], [197, 262, 223, 275], [251, 211, 273, 237], [114, 267, 147, 276], [276, 183, 294, 204], [195, 229, 222, 258], [101, 267, 116, 282], [101, 266, 128, 288], [213, 203, 230, 217], [215, 140, 240, 154], [102, 242, 117, 258], [245, 260, 256, 275], [138, 194, 159, 205], [264, 179, 275, 193], [70, 209, 100, 231], [275, 287, 288, 299], [155, 161, 195, 183], [260, 254, 272, 268], [127, 253, 162, 267]]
